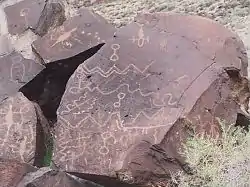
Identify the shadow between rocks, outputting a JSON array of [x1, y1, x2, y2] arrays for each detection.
[[19, 43, 104, 168], [19, 43, 104, 124]]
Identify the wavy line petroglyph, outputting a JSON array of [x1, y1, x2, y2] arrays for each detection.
[[82, 59, 155, 77]]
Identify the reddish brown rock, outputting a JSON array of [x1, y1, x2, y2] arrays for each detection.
[[4, 0, 46, 35], [32, 8, 115, 63], [0, 92, 37, 163], [0, 158, 104, 187], [0, 52, 44, 103], [0, 158, 37, 187], [54, 13, 248, 183]]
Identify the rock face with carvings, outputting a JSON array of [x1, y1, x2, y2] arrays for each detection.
[[4, 0, 65, 36], [0, 52, 44, 103], [54, 12, 248, 181], [32, 8, 115, 63], [4, 0, 46, 35], [0, 92, 37, 163]]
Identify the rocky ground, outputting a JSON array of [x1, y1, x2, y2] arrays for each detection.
[[0, 0, 250, 187]]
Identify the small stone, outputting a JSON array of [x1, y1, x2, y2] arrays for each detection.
[[4, 0, 46, 35], [32, 7, 115, 63], [0, 52, 44, 103]]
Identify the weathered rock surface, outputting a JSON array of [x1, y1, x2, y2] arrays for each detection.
[[0, 158, 104, 187], [0, 35, 13, 56], [32, 7, 115, 63], [0, 52, 44, 103], [54, 12, 248, 182], [0, 92, 37, 163], [17, 168, 103, 187], [0, 158, 37, 187], [33, 0, 66, 37], [4, 0, 46, 35]]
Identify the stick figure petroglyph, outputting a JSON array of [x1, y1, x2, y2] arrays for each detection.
[[110, 44, 120, 62], [20, 8, 30, 26], [130, 24, 149, 47], [50, 27, 77, 48], [10, 55, 25, 83]]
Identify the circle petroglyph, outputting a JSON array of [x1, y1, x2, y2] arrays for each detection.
[[54, 13, 248, 176]]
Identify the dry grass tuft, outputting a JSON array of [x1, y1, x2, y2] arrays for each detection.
[[172, 120, 250, 187]]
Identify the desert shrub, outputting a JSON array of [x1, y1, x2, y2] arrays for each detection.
[[172, 120, 250, 187]]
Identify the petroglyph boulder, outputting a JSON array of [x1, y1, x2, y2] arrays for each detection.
[[0, 52, 44, 103], [54, 12, 248, 179], [32, 8, 115, 63], [4, 0, 46, 35], [0, 92, 37, 163]]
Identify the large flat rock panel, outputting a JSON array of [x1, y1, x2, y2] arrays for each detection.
[[32, 8, 115, 63], [54, 13, 248, 180], [0, 52, 44, 103], [4, 0, 46, 35], [0, 92, 37, 163]]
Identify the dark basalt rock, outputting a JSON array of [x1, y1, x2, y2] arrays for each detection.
[[0, 158, 104, 187], [32, 7, 116, 63], [4, 0, 46, 35], [0, 93, 37, 163], [33, 0, 66, 37], [53, 12, 248, 185], [0, 52, 44, 104], [0, 158, 37, 187], [4, 0, 66, 36]]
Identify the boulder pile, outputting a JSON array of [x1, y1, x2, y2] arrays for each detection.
[[0, 0, 249, 186]]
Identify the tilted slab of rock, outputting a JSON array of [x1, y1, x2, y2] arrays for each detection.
[[54, 13, 248, 177], [0, 52, 44, 103], [4, 0, 46, 35], [0, 158, 103, 187], [32, 8, 115, 63], [0, 158, 37, 187], [0, 92, 37, 163]]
